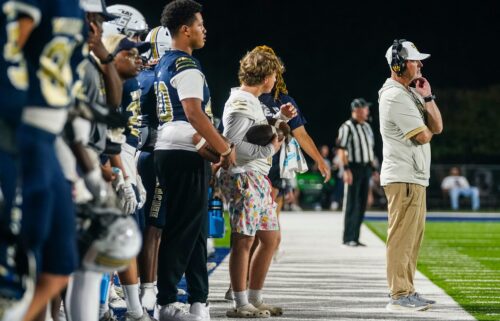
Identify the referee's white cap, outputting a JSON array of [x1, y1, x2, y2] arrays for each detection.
[[385, 41, 430, 65]]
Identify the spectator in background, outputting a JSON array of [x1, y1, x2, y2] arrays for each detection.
[[441, 167, 480, 211], [283, 178, 302, 212], [319, 145, 333, 168], [367, 157, 384, 209], [315, 145, 335, 210]]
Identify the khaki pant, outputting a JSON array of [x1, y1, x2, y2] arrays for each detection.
[[383, 183, 426, 299]]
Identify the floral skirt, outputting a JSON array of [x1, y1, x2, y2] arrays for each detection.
[[218, 170, 279, 236]]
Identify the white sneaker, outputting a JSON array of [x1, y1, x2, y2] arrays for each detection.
[[109, 287, 127, 309], [122, 308, 157, 321], [113, 283, 125, 299], [159, 303, 201, 321], [189, 302, 210, 321], [140, 286, 157, 311]]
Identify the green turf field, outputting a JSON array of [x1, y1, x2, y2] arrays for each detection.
[[366, 221, 500, 321], [213, 212, 231, 248]]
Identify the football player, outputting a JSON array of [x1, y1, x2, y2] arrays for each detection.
[[100, 4, 154, 320], [101, 33, 154, 321], [154, 1, 235, 320], [62, 2, 125, 321], [135, 26, 171, 312], [16, 0, 84, 320], [0, 2, 38, 319]]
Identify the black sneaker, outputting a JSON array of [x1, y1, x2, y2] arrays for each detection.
[[356, 241, 367, 247]]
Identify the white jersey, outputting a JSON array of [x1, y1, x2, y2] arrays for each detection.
[[222, 89, 274, 175]]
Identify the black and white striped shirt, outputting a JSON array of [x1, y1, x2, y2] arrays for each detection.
[[336, 119, 375, 164]]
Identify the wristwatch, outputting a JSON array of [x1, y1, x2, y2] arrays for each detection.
[[423, 94, 436, 103], [100, 53, 114, 65]]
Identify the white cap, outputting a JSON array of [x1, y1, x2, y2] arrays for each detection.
[[385, 41, 430, 65]]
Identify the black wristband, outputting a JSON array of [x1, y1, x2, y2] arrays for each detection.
[[101, 53, 114, 65], [423, 94, 436, 103], [344, 165, 350, 170]]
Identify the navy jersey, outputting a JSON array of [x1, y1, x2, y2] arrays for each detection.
[[154, 50, 212, 125], [137, 68, 157, 128], [0, 0, 40, 121], [260, 92, 307, 166], [121, 78, 142, 147], [259, 92, 307, 130], [23, 0, 84, 110]]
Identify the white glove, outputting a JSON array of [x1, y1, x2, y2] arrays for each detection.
[[136, 174, 147, 209], [84, 168, 108, 205], [112, 168, 138, 215], [112, 167, 125, 190]]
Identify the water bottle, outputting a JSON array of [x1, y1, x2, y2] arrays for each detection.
[[99, 273, 110, 305], [208, 187, 224, 238]]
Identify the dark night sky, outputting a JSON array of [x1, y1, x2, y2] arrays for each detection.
[[108, 0, 500, 149]]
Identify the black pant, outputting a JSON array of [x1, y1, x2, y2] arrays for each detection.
[[343, 164, 372, 243], [155, 150, 210, 304]]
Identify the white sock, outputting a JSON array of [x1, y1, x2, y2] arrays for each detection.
[[66, 270, 102, 321], [248, 289, 262, 305], [140, 282, 156, 309], [233, 290, 249, 308], [123, 284, 143, 318]]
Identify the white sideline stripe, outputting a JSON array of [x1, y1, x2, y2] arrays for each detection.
[[208, 213, 477, 321]]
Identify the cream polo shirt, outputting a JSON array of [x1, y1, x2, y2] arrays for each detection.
[[378, 78, 431, 187]]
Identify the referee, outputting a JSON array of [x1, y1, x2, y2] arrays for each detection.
[[336, 98, 376, 247]]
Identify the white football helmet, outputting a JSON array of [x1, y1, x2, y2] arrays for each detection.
[[102, 4, 148, 38], [142, 26, 172, 64], [77, 205, 142, 273]]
